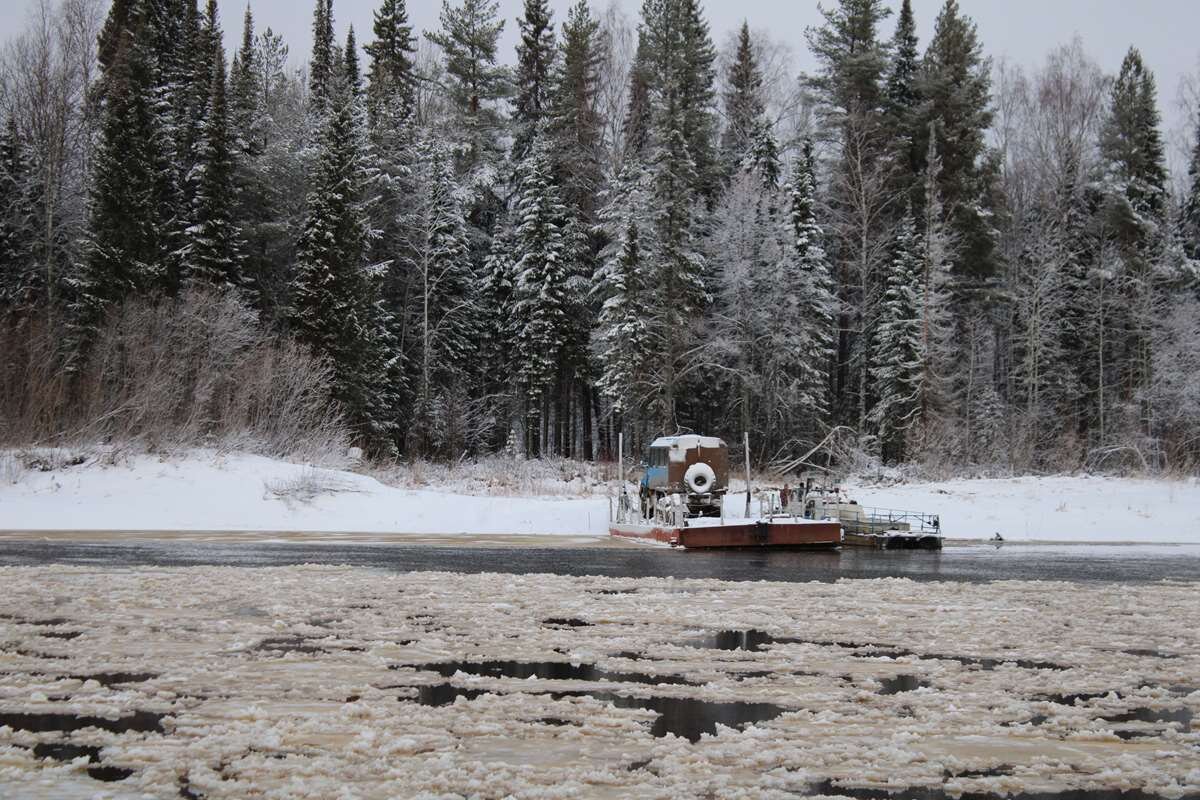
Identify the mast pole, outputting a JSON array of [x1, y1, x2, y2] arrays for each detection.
[[744, 431, 751, 518], [618, 432, 624, 522]]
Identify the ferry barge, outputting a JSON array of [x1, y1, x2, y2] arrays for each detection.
[[608, 434, 842, 550]]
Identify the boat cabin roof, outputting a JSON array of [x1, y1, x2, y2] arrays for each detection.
[[649, 435, 725, 451]]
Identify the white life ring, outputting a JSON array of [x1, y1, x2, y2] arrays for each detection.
[[683, 462, 717, 494]]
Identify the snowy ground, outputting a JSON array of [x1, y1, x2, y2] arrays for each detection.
[[843, 474, 1200, 543], [2, 449, 1199, 542], [0, 566, 1197, 798], [0, 451, 611, 537]]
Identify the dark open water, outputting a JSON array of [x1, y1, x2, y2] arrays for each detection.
[[1, 539, 1197, 582]]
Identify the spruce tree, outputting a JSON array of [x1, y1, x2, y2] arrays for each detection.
[[512, 0, 556, 162], [630, 0, 718, 428], [229, 6, 260, 154], [1100, 47, 1167, 245], [365, 0, 417, 126], [344, 28, 361, 91], [186, 1, 245, 292], [72, 0, 174, 348], [291, 55, 399, 453], [511, 136, 570, 418], [638, 0, 719, 202], [914, 0, 996, 280], [622, 48, 653, 162], [165, 0, 218, 289], [747, 120, 781, 188], [543, 0, 606, 455], [885, 0, 919, 120], [550, 0, 604, 218], [480, 222, 517, 391], [645, 123, 709, 429], [1052, 149, 1098, 437], [364, 1, 419, 418], [594, 165, 653, 422], [883, 0, 921, 205], [1099, 47, 1168, 435], [309, 0, 336, 109], [97, 0, 137, 73], [595, 216, 649, 416], [785, 140, 836, 443], [678, 0, 719, 203], [871, 211, 924, 463], [720, 22, 766, 176]]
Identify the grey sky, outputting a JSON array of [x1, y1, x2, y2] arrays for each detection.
[[6, 0, 1200, 165]]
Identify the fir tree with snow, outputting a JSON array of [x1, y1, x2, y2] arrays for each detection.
[[512, 0, 557, 163], [185, 1, 245, 293], [783, 140, 836, 446], [871, 211, 923, 464], [308, 0, 336, 110], [594, 165, 654, 424], [71, 0, 174, 350], [1098, 47, 1169, 444], [365, 0, 417, 127], [291, 50, 398, 453], [639, 0, 719, 203], [646, 124, 709, 429], [883, 0, 922, 206], [229, 7, 260, 156], [548, 0, 604, 218], [720, 22, 766, 178], [511, 136, 570, 419], [914, 0, 996, 280]]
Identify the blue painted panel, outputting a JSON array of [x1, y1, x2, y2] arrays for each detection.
[[645, 465, 669, 489]]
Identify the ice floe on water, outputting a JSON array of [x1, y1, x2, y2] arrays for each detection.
[[0, 566, 1198, 798]]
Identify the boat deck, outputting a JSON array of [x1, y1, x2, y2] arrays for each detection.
[[843, 531, 943, 550]]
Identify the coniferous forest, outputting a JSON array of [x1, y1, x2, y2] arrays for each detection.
[[2, 0, 1200, 474]]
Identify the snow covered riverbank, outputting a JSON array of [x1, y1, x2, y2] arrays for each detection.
[[0, 451, 610, 537], [1, 450, 1198, 542], [843, 474, 1200, 543]]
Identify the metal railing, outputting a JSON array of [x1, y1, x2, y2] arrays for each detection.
[[835, 506, 941, 535]]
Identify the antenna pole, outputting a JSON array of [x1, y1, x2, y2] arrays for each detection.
[[744, 431, 751, 517], [618, 432, 624, 522]]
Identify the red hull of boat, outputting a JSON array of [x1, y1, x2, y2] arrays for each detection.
[[609, 520, 842, 549]]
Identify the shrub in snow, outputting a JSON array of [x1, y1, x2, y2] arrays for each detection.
[[0, 289, 350, 465]]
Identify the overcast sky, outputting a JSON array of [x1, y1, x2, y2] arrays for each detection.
[[5, 0, 1199, 165]]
